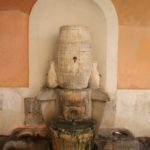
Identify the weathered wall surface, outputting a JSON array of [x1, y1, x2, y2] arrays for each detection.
[[112, 0, 150, 136], [0, 0, 108, 135], [115, 90, 150, 136]]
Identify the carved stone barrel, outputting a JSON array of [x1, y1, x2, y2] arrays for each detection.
[[56, 25, 92, 89], [50, 120, 95, 150], [58, 25, 92, 43], [56, 88, 92, 121]]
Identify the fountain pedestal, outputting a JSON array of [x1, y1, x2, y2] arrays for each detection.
[[50, 120, 95, 150], [46, 25, 109, 150]]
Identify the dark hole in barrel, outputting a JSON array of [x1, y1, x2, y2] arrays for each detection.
[[73, 56, 77, 63]]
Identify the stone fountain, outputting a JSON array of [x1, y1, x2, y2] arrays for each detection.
[[37, 25, 109, 150]]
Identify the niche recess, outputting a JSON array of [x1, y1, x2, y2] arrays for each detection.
[[0, 0, 36, 87], [30, 0, 118, 96]]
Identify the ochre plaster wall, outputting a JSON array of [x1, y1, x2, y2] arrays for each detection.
[[113, 0, 150, 136], [0, 0, 36, 87], [0, 10, 28, 87], [0, 0, 37, 14], [112, 0, 150, 89]]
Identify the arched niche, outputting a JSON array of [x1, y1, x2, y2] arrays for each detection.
[[93, 0, 118, 97], [29, 0, 118, 97]]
